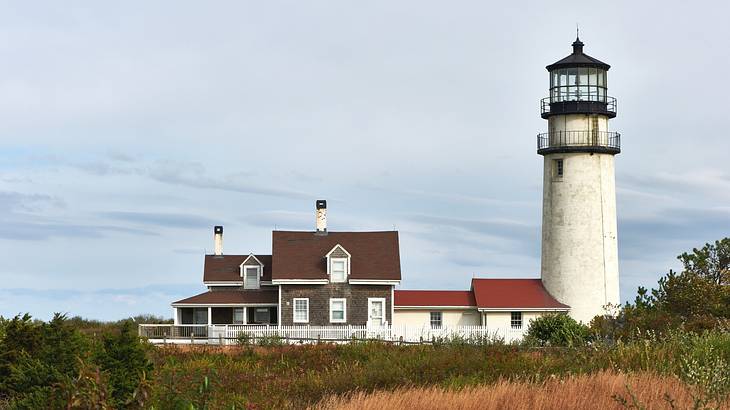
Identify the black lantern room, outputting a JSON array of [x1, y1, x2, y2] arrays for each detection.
[[541, 37, 616, 119]]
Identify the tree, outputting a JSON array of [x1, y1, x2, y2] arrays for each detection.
[[592, 238, 730, 339], [677, 238, 730, 285], [95, 321, 153, 407]]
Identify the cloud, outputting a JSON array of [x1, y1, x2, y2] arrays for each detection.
[[0, 191, 65, 213], [407, 214, 539, 246], [102, 211, 219, 230], [619, 206, 730, 260], [0, 284, 201, 321], [0, 191, 155, 240], [0, 220, 155, 241]]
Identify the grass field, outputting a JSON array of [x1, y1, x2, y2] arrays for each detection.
[[143, 331, 730, 409], [315, 371, 720, 410]]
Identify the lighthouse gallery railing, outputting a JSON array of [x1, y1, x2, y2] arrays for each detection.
[[537, 131, 621, 153]]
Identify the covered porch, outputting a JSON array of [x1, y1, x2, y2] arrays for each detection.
[[174, 305, 278, 325], [172, 289, 278, 325]]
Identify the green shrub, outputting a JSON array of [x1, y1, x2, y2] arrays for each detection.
[[525, 313, 591, 347], [94, 321, 153, 407]]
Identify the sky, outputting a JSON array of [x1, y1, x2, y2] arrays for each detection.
[[1, 1, 729, 321]]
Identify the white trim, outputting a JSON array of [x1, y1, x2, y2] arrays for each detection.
[[348, 279, 400, 285], [171, 303, 278, 307], [476, 307, 570, 312], [271, 279, 329, 285], [329, 298, 347, 323], [277, 285, 282, 325], [395, 305, 478, 310], [204, 281, 244, 286], [367, 297, 386, 326], [240, 253, 264, 267], [293, 298, 309, 323]]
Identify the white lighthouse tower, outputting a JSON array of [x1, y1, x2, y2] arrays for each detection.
[[538, 36, 621, 323]]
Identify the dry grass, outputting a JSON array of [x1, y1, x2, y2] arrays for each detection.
[[315, 371, 729, 410]]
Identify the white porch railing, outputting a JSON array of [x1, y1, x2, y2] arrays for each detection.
[[139, 324, 527, 345]]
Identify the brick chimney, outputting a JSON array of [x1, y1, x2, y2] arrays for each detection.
[[213, 225, 223, 255], [315, 200, 327, 234]]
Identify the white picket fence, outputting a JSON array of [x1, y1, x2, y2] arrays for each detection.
[[139, 324, 526, 345]]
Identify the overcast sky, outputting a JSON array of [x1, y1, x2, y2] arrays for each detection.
[[1, 1, 729, 320]]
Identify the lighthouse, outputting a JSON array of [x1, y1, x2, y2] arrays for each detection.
[[538, 36, 621, 323]]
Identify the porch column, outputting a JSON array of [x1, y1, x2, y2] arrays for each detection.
[[207, 307, 212, 326], [173, 307, 179, 325], [243, 307, 247, 324]]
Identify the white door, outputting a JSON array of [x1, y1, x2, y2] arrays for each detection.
[[368, 298, 385, 327]]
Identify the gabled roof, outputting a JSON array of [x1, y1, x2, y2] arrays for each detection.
[[271, 231, 401, 281], [172, 290, 278, 305], [471, 278, 569, 310], [394, 290, 476, 307], [203, 254, 272, 283]]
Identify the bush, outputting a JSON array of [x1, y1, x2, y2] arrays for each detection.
[[0, 314, 154, 408], [525, 313, 591, 347], [94, 321, 153, 407]]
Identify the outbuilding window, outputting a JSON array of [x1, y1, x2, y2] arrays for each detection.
[[430, 312, 442, 329], [511, 312, 523, 329]]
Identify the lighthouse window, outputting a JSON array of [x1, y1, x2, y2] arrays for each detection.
[[550, 68, 607, 103], [554, 159, 564, 178]]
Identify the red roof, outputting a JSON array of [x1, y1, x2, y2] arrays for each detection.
[[203, 255, 272, 283], [271, 231, 401, 281], [173, 290, 278, 305], [394, 290, 476, 307], [471, 279, 569, 310]]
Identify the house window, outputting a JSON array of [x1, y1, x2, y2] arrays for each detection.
[[329, 298, 347, 323], [244, 266, 260, 289], [511, 312, 523, 329], [293, 298, 309, 323], [330, 259, 347, 282], [233, 307, 245, 324], [430, 312, 442, 329], [554, 159, 564, 178], [254, 308, 270, 324]]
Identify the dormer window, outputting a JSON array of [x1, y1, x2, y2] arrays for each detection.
[[244, 266, 260, 289], [331, 259, 347, 282], [326, 244, 351, 283], [240, 254, 263, 290]]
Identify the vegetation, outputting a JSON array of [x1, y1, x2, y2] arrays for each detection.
[[590, 237, 730, 340], [0, 237, 727, 408], [524, 313, 591, 347], [316, 372, 704, 410]]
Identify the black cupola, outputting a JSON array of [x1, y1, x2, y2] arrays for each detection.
[[540, 36, 616, 120]]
